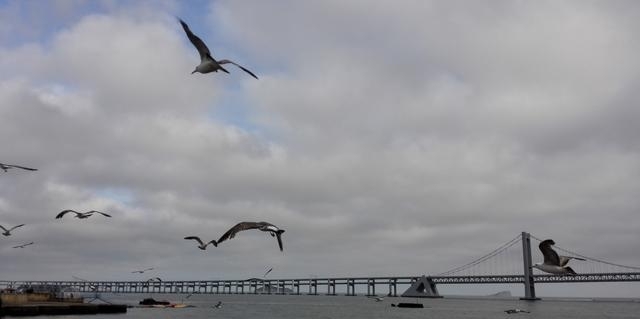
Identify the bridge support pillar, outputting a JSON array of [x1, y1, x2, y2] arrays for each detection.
[[366, 279, 376, 296], [520, 232, 539, 300], [388, 279, 397, 297]]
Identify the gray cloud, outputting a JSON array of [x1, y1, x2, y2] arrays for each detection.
[[1, 1, 639, 297]]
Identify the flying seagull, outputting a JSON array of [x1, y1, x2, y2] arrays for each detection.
[[12, 242, 34, 248], [217, 221, 284, 251], [0, 163, 37, 172], [532, 239, 585, 275], [184, 236, 217, 250], [178, 18, 258, 79], [132, 267, 154, 274], [1, 224, 25, 236], [55, 210, 112, 219]]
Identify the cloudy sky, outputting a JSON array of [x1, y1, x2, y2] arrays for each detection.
[[1, 0, 640, 297]]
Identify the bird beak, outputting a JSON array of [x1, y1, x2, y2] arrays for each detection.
[[191, 70, 197, 74]]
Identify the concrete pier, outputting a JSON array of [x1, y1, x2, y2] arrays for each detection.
[[1, 303, 127, 316]]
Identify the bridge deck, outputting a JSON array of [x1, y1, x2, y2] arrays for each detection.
[[2, 272, 639, 296]]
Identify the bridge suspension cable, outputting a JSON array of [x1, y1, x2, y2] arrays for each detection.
[[529, 234, 640, 272], [437, 234, 521, 276]]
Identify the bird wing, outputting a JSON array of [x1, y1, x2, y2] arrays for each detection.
[[56, 210, 79, 219], [217, 59, 259, 79], [206, 239, 217, 247], [178, 18, 212, 62], [87, 210, 112, 217], [275, 231, 284, 251], [217, 222, 261, 245], [185, 236, 204, 246], [9, 224, 25, 231], [0, 225, 7, 232], [539, 239, 560, 266], [559, 255, 586, 266], [13, 242, 34, 248], [7, 164, 37, 171], [264, 268, 273, 277]]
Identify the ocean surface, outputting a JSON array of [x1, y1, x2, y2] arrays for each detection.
[[32, 293, 640, 319]]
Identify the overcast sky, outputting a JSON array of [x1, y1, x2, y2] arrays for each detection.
[[1, 0, 640, 298]]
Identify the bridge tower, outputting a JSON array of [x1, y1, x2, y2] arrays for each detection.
[[520, 232, 539, 300]]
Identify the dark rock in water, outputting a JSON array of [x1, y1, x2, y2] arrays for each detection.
[[139, 298, 171, 305], [391, 302, 424, 308], [505, 308, 530, 314]]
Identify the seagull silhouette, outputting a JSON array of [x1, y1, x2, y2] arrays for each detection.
[[13, 242, 34, 248], [0, 163, 37, 172], [178, 18, 258, 79], [132, 267, 154, 274], [184, 236, 217, 250], [1, 224, 25, 236], [532, 239, 585, 275], [217, 221, 284, 251], [55, 210, 112, 219]]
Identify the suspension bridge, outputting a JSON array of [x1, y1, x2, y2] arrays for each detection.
[[2, 232, 639, 299]]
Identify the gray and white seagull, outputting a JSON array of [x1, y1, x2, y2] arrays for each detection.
[[532, 239, 585, 275], [55, 210, 112, 219], [178, 18, 258, 79], [184, 236, 217, 250], [1, 224, 25, 236], [217, 221, 284, 251]]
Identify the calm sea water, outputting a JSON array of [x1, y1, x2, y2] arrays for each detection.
[[32, 293, 640, 319]]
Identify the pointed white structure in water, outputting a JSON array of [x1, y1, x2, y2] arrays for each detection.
[[401, 276, 442, 298]]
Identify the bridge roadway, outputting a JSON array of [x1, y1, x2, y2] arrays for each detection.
[[2, 272, 640, 297]]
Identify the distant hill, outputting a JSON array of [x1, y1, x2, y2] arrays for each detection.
[[487, 290, 512, 298], [254, 284, 293, 294]]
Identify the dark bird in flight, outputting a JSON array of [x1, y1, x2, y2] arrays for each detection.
[[184, 236, 217, 250], [1, 224, 25, 236], [132, 267, 154, 274], [12, 242, 34, 248], [0, 163, 37, 172], [178, 18, 258, 79], [55, 210, 112, 219], [532, 239, 585, 275], [217, 221, 284, 251]]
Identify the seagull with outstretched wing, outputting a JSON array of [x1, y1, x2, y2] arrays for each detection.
[[56, 210, 111, 219], [178, 18, 258, 79], [132, 267, 154, 274], [184, 236, 217, 250], [1, 224, 25, 236], [217, 221, 284, 251], [13, 242, 34, 248], [532, 239, 582, 275], [0, 163, 37, 172]]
